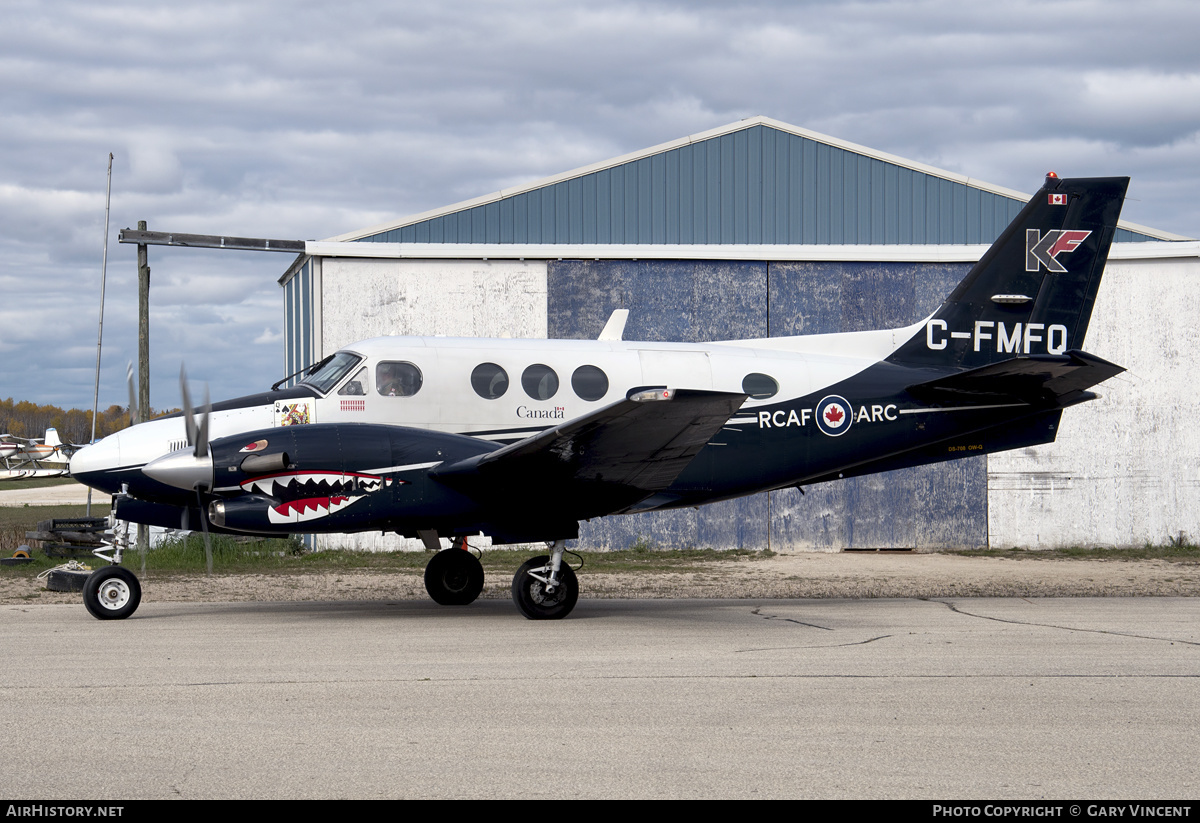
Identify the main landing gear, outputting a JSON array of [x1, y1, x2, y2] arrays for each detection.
[[423, 536, 485, 606], [83, 514, 142, 620], [420, 533, 581, 619], [511, 541, 578, 620]]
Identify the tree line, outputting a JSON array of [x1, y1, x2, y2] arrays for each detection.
[[0, 398, 160, 444]]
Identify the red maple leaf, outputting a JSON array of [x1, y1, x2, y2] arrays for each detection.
[[824, 405, 844, 424]]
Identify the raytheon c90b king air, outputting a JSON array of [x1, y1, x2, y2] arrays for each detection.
[[71, 173, 1129, 621]]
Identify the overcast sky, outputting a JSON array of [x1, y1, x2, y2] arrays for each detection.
[[3, 0, 1198, 416]]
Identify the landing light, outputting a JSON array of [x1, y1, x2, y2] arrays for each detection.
[[630, 388, 673, 402]]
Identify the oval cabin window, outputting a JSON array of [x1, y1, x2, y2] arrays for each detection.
[[742, 373, 779, 400], [571, 365, 609, 401], [522, 364, 560, 400], [471, 363, 510, 399]]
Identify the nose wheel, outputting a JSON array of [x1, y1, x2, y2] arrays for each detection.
[[82, 511, 141, 620], [82, 565, 142, 620]]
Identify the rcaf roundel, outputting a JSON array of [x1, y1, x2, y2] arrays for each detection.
[[815, 395, 853, 437]]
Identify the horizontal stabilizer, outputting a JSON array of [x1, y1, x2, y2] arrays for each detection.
[[906, 350, 1124, 407], [433, 388, 746, 494]]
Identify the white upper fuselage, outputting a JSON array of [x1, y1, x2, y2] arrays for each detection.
[[70, 319, 926, 483]]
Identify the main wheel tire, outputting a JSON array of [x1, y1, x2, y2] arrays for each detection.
[[424, 549, 485, 606], [511, 555, 578, 620], [82, 566, 142, 620]]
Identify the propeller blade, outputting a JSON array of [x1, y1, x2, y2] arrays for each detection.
[[196, 486, 213, 576], [195, 385, 211, 459], [126, 363, 138, 427], [180, 364, 196, 449]]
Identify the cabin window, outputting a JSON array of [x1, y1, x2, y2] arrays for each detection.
[[338, 367, 370, 396], [376, 362, 423, 397], [571, 365, 608, 401], [742, 373, 779, 400], [522, 364, 559, 400], [471, 363, 509, 399]]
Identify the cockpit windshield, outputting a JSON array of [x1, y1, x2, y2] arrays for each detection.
[[299, 351, 363, 395]]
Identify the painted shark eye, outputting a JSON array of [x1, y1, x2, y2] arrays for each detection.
[[471, 363, 509, 399]]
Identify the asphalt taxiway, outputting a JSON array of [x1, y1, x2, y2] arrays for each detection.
[[1, 597, 1196, 799]]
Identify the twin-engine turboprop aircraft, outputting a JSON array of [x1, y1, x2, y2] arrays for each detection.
[[71, 173, 1130, 621]]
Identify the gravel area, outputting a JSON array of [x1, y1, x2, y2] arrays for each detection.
[[4, 484, 1196, 606], [4, 551, 1198, 606]]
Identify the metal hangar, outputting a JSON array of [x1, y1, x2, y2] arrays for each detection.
[[279, 116, 1199, 552]]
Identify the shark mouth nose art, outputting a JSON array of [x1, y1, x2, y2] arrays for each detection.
[[240, 471, 397, 524]]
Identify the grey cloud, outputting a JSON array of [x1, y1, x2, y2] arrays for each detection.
[[4, 0, 1199, 410]]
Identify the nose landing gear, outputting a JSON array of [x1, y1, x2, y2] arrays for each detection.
[[83, 512, 142, 620]]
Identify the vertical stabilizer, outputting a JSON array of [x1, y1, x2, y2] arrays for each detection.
[[888, 175, 1129, 369]]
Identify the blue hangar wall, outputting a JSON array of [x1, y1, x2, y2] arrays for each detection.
[[545, 258, 979, 551]]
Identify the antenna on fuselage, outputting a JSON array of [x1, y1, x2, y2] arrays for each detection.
[[125, 363, 138, 428], [598, 309, 629, 341]]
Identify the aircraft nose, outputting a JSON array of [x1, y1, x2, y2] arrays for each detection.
[[69, 435, 123, 493]]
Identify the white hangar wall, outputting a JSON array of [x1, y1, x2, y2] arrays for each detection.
[[320, 257, 549, 347], [314, 257, 549, 552], [987, 256, 1200, 548]]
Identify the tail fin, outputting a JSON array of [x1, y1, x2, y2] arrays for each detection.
[[888, 174, 1129, 368]]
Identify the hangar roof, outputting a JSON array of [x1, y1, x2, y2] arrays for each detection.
[[333, 116, 1186, 247]]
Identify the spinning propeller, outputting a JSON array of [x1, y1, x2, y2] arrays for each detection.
[[179, 364, 211, 462], [139, 365, 214, 573], [180, 365, 214, 575]]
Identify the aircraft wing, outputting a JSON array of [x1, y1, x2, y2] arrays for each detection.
[[906, 350, 1124, 408], [432, 388, 746, 495]]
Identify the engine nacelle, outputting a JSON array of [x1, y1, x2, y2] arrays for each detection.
[[202, 423, 498, 534]]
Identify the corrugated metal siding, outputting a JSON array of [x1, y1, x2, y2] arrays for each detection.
[[360, 126, 1007, 245], [358, 124, 1166, 246], [283, 259, 315, 386]]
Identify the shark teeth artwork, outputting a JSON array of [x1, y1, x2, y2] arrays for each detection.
[[239, 471, 396, 524]]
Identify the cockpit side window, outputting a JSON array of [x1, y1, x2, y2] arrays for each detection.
[[337, 367, 370, 396], [300, 352, 362, 395], [376, 361, 423, 397]]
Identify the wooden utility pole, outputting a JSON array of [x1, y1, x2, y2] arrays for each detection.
[[137, 220, 150, 425], [137, 220, 150, 557]]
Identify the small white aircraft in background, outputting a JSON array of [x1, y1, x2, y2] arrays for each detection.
[[2, 429, 77, 480], [71, 173, 1130, 621]]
